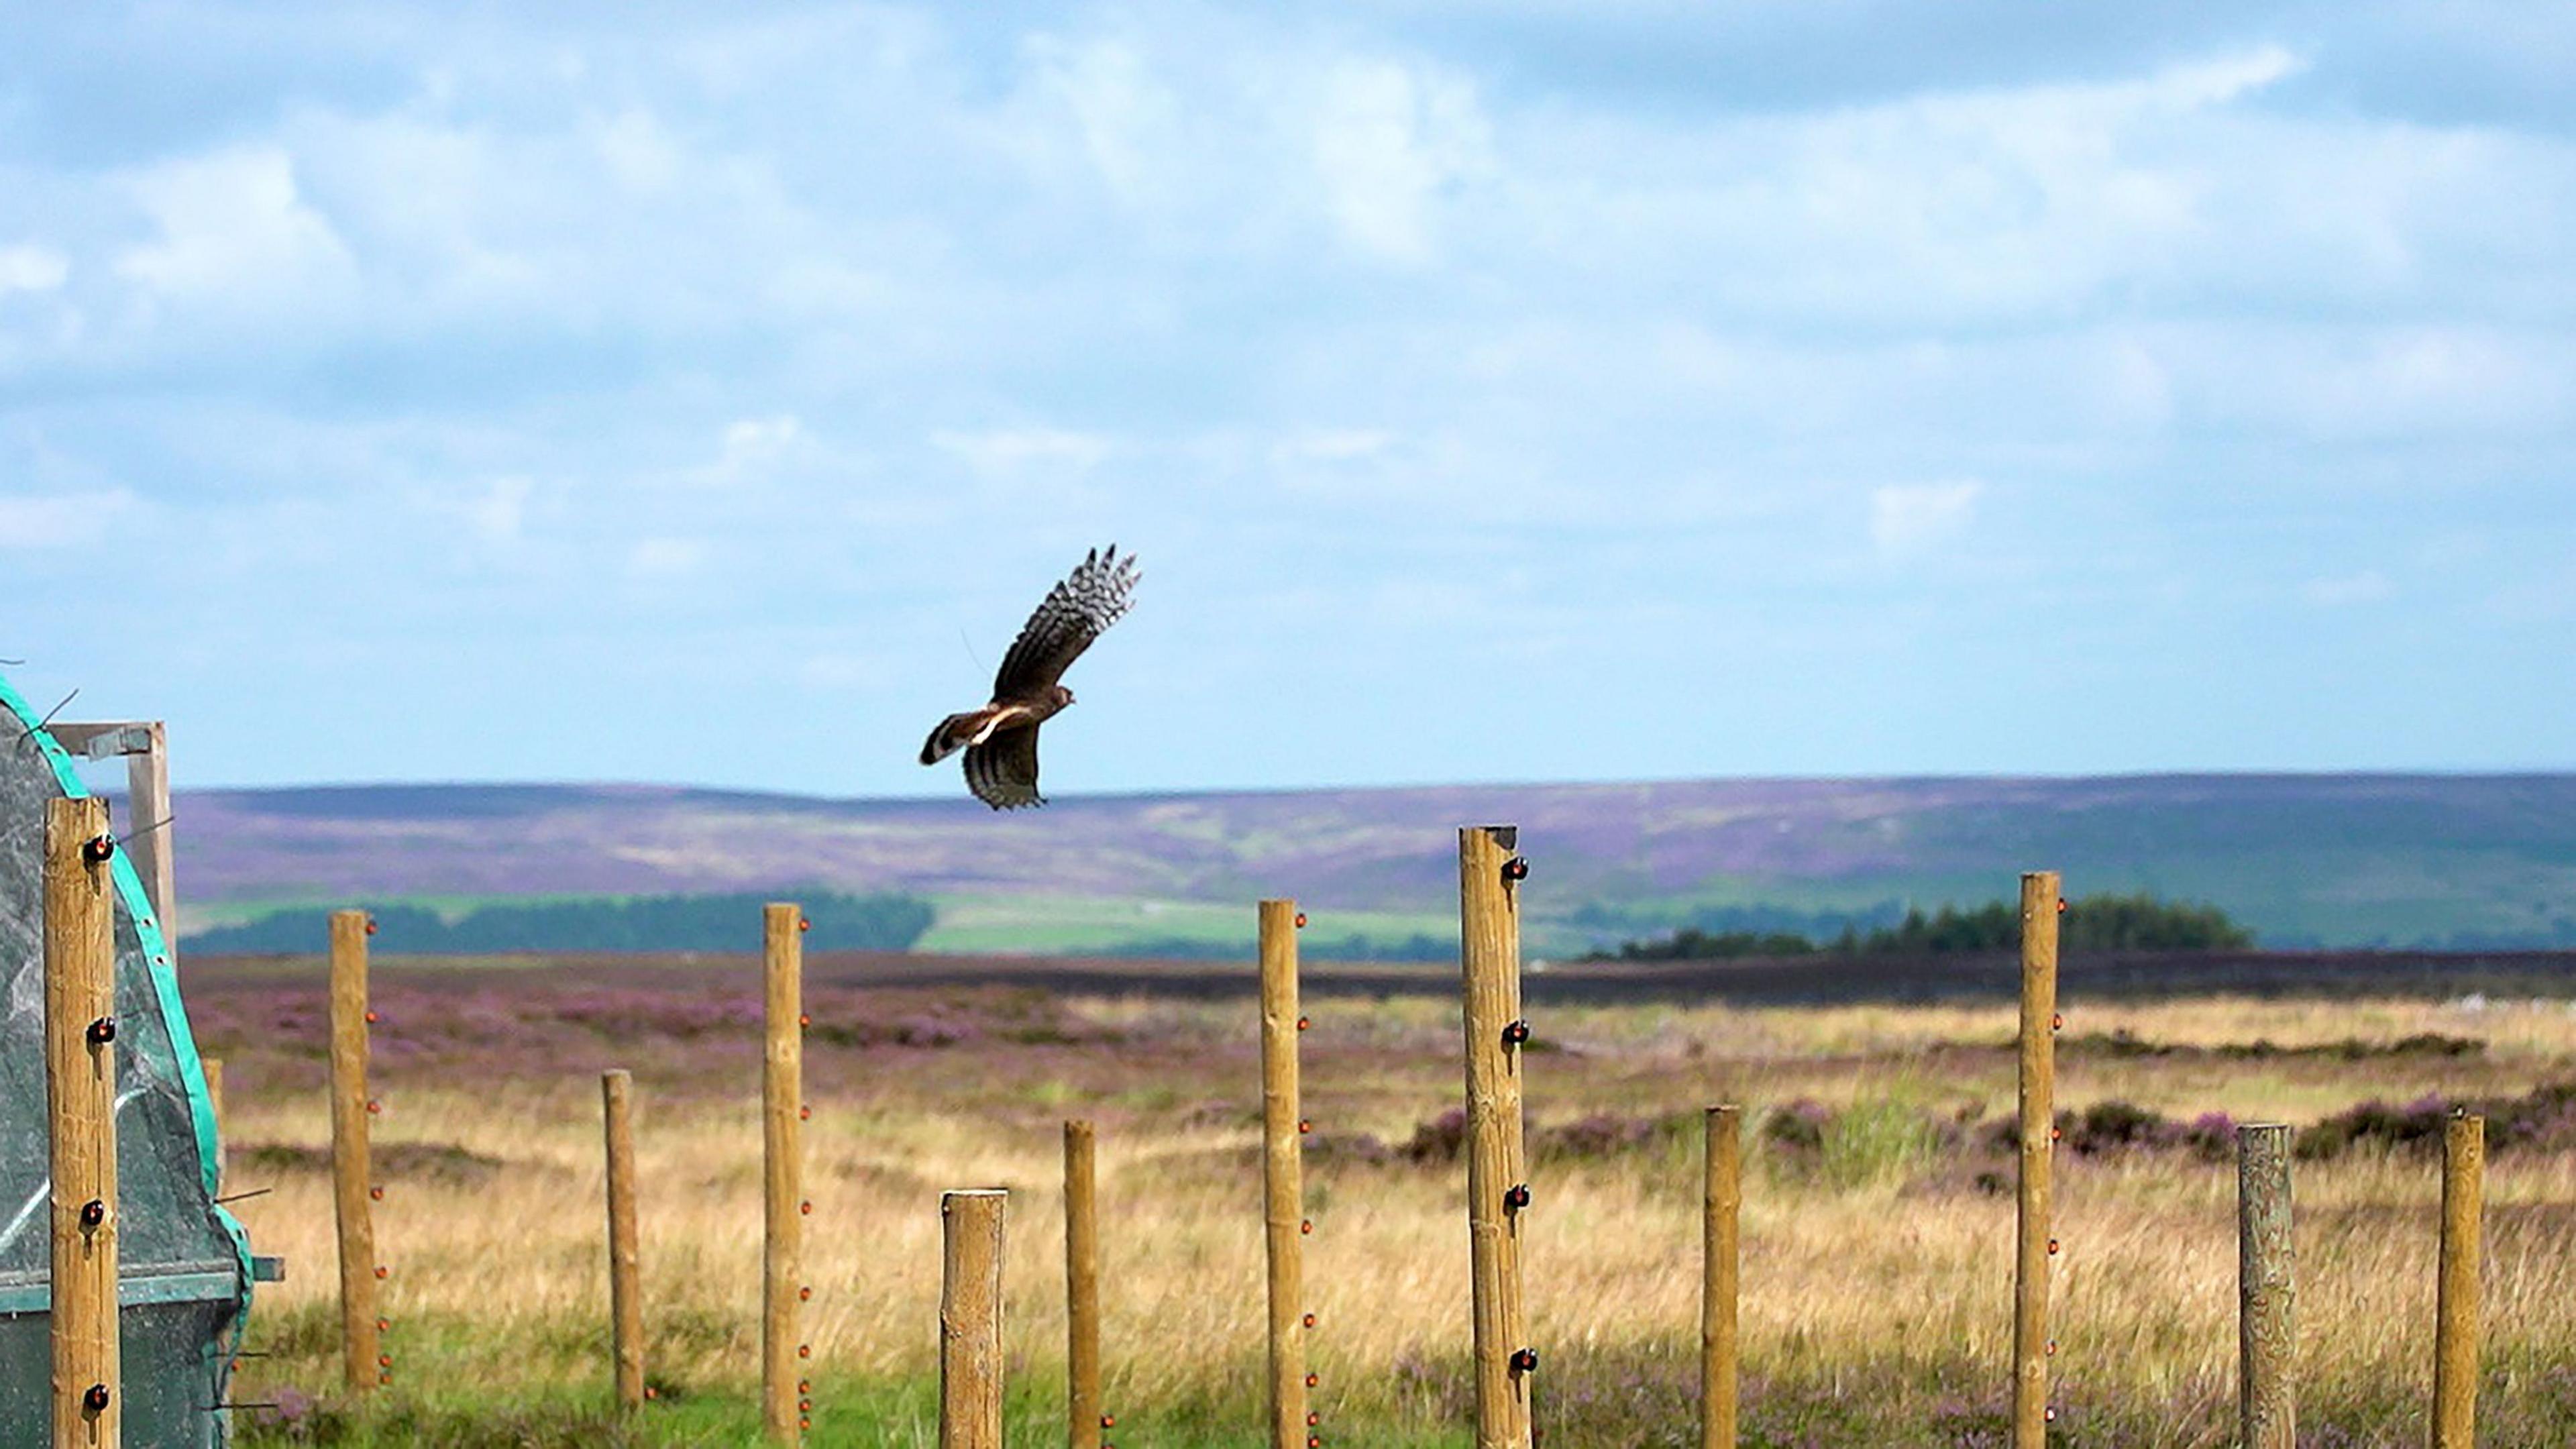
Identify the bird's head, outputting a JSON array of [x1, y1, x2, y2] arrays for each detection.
[[1052, 684, 1075, 708]]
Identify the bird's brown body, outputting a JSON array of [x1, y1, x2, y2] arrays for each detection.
[[920, 547, 1138, 809], [919, 687, 1073, 767]]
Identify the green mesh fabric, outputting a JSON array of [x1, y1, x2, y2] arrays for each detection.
[[0, 674, 252, 1447]]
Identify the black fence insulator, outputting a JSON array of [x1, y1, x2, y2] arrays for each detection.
[[1509, 1347, 1539, 1375], [1501, 855, 1529, 882], [81, 835, 115, 865], [78, 1199, 105, 1228], [83, 1385, 110, 1412], [85, 1017, 115, 1045], [1503, 1183, 1531, 1211], [1501, 1019, 1532, 1047]]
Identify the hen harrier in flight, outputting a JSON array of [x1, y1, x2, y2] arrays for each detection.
[[920, 545, 1140, 809]]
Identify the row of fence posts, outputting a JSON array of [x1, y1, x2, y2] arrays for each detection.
[[34, 814, 2498, 1446], [1994, 871, 2492, 1449]]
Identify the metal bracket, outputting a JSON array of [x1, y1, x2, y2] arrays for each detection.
[[50, 722, 155, 760]]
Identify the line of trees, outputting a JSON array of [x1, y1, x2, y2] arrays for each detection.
[[187, 890, 938, 955], [1590, 892, 2254, 962]]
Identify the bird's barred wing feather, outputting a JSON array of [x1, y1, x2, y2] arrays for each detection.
[[992, 545, 1140, 697], [964, 724, 1044, 809]]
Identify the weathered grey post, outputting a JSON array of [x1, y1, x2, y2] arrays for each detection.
[[2238, 1122, 2296, 1449], [2432, 1111, 2484, 1448], [941, 1189, 1007, 1449]]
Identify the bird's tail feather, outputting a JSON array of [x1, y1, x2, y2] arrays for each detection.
[[920, 707, 1006, 765]]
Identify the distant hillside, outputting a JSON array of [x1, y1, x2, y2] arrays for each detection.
[[154, 775, 2576, 955]]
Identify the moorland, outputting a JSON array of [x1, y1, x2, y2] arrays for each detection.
[[195, 947, 2576, 1447]]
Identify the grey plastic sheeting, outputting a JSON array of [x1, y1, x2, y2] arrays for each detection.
[[0, 676, 252, 1448]]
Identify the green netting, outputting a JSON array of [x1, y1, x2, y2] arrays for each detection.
[[0, 674, 253, 1447]]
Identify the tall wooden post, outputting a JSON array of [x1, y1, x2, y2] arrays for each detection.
[[124, 722, 176, 957], [941, 1189, 1007, 1449], [1460, 826, 1534, 1449], [2012, 870, 2059, 1447], [2432, 1112, 2484, 1448], [1701, 1104, 1741, 1449], [602, 1070, 645, 1410], [1064, 1120, 1102, 1449], [1258, 899, 1307, 1449], [327, 908, 379, 1393], [763, 903, 804, 1443], [2238, 1123, 2296, 1449], [47, 798, 119, 1449]]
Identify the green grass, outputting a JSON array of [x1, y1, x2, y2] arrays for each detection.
[[916, 893, 1456, 956], [230, 1377, 1468, 1448]]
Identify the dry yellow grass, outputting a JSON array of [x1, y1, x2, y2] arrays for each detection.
[[206, 983, 2576, 1444]]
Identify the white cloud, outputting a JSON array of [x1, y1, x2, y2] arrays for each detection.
[[1028, 38, 1183, 208], [113, 146, 358, 305], [0, 490, 140, 549], [1870, 480, 1985, 558], [932, 427, 1112, 475], [0, 244, 69, 296], [1311, 58, 1493, 263], [703, 415, 806, 485]]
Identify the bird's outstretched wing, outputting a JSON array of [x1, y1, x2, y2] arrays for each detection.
[[964, 724, 1044, 809], [992, 545, 1140, 697]]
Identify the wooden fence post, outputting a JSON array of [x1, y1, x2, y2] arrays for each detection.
[[2012, 870, 2060, 1447], [1701, 1104, 1741, 1449], [602, 1069, 645, 1411], [1459, 826, 1535, 1449], [1065, 1120, 1102, 1449], [2238, 1122, 2296, 1449], [327, 908, 380, 1393], [2432, 1112, 2484, 1448], [203, 1056, 224, 1189], [763, 903, 805, 1443], [47, 797, 119, 1448], [1258, 899, 1307, 1449], [941, 1189, 1008, 1449]]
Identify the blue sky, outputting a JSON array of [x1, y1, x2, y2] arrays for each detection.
[[3, 2, 2571, 796]]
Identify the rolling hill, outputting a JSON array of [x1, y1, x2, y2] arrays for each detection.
[[154, 774, 2576, 955]]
